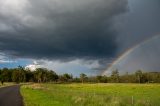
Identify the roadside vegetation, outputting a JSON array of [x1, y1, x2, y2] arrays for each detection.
[[21, 83, 160, 106], [0, 82, 15, 88]]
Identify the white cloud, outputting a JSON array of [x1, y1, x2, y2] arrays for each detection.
[[25, 64, 41, 71], [25, 60, 41, 71]]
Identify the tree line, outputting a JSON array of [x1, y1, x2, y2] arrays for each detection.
[[0, 66, 160, 84]]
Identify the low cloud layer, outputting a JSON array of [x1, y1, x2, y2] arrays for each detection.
[[0, 0, 128, 60]]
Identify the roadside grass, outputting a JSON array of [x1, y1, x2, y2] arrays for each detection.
[[0, 82, 16, 88], [21, 83, 160, 106]]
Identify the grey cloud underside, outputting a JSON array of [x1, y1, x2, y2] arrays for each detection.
[[0, 0, 128, 60]]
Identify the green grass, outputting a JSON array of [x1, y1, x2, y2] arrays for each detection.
[[21, 83, 160, 106]]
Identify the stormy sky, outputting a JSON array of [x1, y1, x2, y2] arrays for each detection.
[[0, 0, 160, 76]]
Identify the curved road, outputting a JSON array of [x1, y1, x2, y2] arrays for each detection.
[[0, 85, 23, 106]]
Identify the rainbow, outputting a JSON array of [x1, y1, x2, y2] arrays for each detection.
[[102, 34, 160, 75]]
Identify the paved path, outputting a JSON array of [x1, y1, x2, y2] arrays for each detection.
[[0, 85, 23, 106]]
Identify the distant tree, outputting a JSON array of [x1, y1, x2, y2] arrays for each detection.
[[119, 72, 130, 83], [25, 68, 34, 82], [100, 76, 108, 83], [58, 73, 72, 82], [96, 75, 102, 83], [34, 68, 59, 83], [0, 69, 2, 85], [18, 66, 26, 82], [34, 68, 44, 83], [111, 69, 119, 83], [63, 73, 73, 82], [80, 73, 87, 83], [73, 77, 81, 83], [47, 70, 58, 82], [58, 75, 65, 82], [135, 70, 143, 83], [12, 66, 26, 83], [12, 70, 20, 83], [87, 76, 97, 83]]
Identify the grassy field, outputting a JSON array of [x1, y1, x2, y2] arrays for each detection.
[[21, 83, 160, 106]]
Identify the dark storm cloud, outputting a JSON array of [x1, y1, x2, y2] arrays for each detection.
[[0, 0, 128, 60]]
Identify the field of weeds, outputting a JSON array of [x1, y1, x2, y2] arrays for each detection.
[[0, 82, 16, 88], [21, 83, 160, 106]]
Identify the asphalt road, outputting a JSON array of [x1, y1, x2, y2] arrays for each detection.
[[0, 85, 23, 106]]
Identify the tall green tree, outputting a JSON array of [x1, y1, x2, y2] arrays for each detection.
[[1, 68, 12, 82], [12, 70, 20, 83], [12, 66, 26, 83]]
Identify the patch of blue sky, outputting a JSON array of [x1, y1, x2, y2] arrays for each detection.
[[0, 59, 32, 69]]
